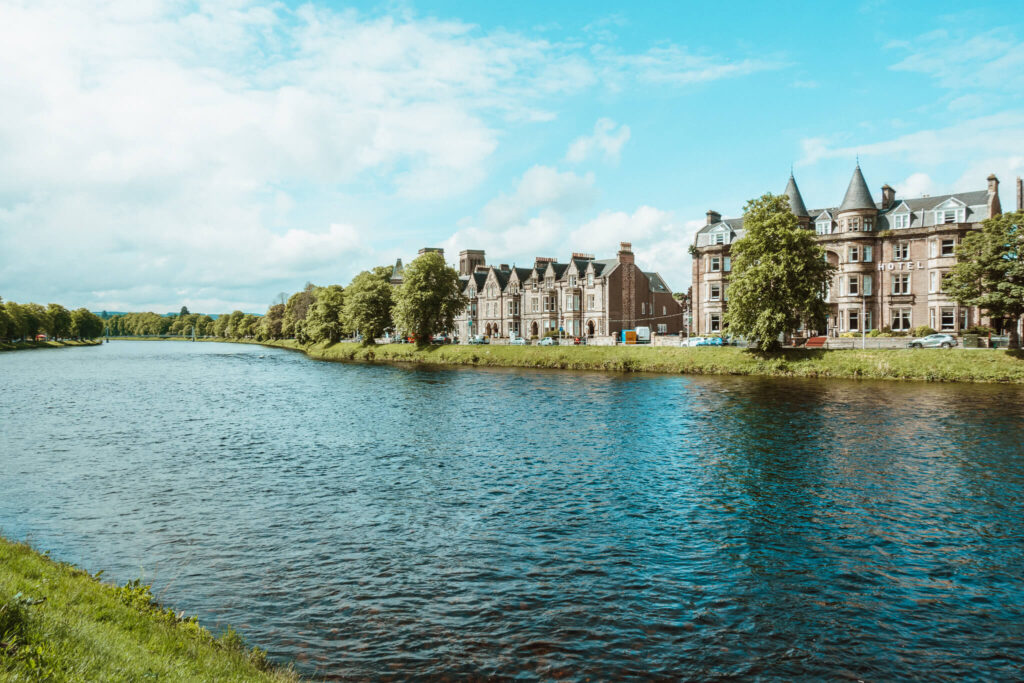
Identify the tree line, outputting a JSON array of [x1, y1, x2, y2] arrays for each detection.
[[105, 251, 466, 346], [0, 298, 105, 342]]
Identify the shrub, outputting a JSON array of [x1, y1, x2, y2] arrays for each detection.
[[840, 332, 858, 338], [911, 325, 937, 337], [966, 325, 994, 336]]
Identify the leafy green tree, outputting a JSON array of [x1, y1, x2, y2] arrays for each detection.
[[24, 303, 48, 340], [70, 308, 104, 339], [261, 303, 285, 340], [306, 285, 346, 344], [226, 310, 245, 338], [283, 284, 318, 339], [46, 304, 72, 339], [392, 252, 466, 345], [723, 193, 836, 351], [5, 302, 29, 340], [943, 210, 1024, 349], [343, 266, 394, 344], [0, 298, 11, 341], [179, 305, 190, 317], [213, 315, 230, 338]]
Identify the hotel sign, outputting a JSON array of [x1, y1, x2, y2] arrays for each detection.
[[877, 261, 924, 271]]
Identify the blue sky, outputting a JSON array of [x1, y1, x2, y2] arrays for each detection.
[[1, 0, 1022, 312]]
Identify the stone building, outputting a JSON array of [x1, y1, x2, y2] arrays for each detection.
[[691, 165, 1007, 337], [453, 242, 683, 341]]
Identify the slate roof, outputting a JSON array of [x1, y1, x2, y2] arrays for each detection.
[[839, 165, 875, 212], [784, 174, 809, 217], [645, 272, 671, 293], [472, 271, 487, 289], [551, 262, 569, 279]]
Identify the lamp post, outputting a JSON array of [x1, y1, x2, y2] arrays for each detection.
[[862, 293, 867, 350]]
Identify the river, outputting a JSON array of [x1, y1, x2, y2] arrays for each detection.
[[2, 340, 1023, 679]]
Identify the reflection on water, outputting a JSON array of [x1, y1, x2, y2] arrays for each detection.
[[2, 341, 1023, 679]]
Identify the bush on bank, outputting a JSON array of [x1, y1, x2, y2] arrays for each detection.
[[0, 537, 296, 682]]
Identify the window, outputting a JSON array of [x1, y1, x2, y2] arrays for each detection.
[[546, 277, 554, 288], [863, 274, 872, 296], [816, 220, 830, 235], [723, 256, 731, 272], [710, 283, 721, 301], [848, 246, 860, 262], [468, 286, 475, 297], [894, 243, 909, 260], [941, 307, 955, 331], [641, 302, 646, 315], [849, 309, 860, 331], [929, 271, 937, 293], [710, 257, 721, 272], [709, 314, 721, 332], [848, 275, 860, 296], [863, 218, 873, 231], [960, 308, 968, 330], [713, 232, 725, 245], [892, 308, 911, 331], [587, 273, 594, 286], [865, 310, 873, 331], [658, 324, 667, 333], [930, 308, 936, 329], [723, 285, 729, 301], [941, 209, 958, 224], [929, 240, 938, 258], [587, 294, 595, 308], [863, 245, 873, 262], [894, 213, 909, 229], [941, 239, 955, 256], [892, 274, 910, 295], [662, 306, 667, 315], [569, 275, 577, 286], [531, 297, 539, 313]]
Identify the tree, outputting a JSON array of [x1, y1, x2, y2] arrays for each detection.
[[261, 303, 285, 340], [179, 305, 190, 318], [0, 298, 10, 341], [226, 310, 245, 338], [723, 193, 836, 351], [5, 302, 28, 340], [305, 285, 346, 344], [45, 304, 72, 339], [943, 210, 1024, 349], [213, 315, 230, 338], [343, 266, 394, 344], [70, 308, 104, 339], [392, 252, 466, 345], [283, 284, 318, 339]]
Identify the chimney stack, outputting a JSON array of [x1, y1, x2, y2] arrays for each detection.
[[1017, 176, 1022, 212], [881, 184, 895, 210], [617, 241, 634, 265], [988, 174, 1002, 217], [706, 210, 721, 225]]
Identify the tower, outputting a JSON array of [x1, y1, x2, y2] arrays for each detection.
[[459, 249, 486, 276], [784, 173, 810, 228]]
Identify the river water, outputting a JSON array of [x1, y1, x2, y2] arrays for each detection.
[[1, 341, 1023, 679]]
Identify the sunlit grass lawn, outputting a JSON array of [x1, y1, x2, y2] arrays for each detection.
[[0, 537, 296, 682]]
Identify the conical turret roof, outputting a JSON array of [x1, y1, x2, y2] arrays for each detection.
[[784, 173, 809, 217], [839, 165, 875, 212]]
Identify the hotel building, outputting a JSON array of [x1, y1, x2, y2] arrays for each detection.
[[691, 166, 1010, 337]]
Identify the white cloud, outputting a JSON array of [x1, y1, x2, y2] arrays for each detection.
[[565, 118, 631, 164], [898, 172, 934, 198], [0, 1, 785, 310], [888, 28, 1024, 93]]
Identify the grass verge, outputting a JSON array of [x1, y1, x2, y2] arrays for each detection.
[[0, 536, 297, 682], [0, 340, 101, 352], [207, 338, 1024, 384]]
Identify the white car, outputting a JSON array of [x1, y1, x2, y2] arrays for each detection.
[[510, 337, 527, 346], [539, 337, 559, 346], [684, 337, 706, 347]]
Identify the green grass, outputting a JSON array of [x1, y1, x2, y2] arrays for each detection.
[[0, 537, 297, 682], [209, 338, 1024, 384], [0, 340, 101, 352]]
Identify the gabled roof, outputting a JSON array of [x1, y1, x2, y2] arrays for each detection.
[[839, 165, 875, 212], [472, 271, 487, 289], [551, 262, 569, 279], [813, 209, 834, 221], [493, 268, 511, 288], [784, 174, 809, 217]]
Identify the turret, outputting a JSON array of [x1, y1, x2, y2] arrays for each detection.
[[784, 173, 810, 228], [837, 164, 878, 232]]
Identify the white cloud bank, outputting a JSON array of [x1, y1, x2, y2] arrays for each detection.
[[565, 118, 632, 163], [0, 0, 785, 310]]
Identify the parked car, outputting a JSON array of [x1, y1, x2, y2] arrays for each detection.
[[468, 335, 489, 345], [696, 336, 725, 347], [510, 336, 527, 346], [430, 335, 453, 344], [683, 336, 705, 347], [539, 337, 559, 346], [908, 333, 957, 349]]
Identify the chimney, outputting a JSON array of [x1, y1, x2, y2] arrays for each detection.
[[617, 241, 634, 265], [499, 264, 509, 270], [881, 184, 895, 210], [988, 174, 1002, 217], [706, 210, 721, 226], [1017, 176, 1022, 212]]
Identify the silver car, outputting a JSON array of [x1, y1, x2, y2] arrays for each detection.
[[908, 333, 957, 349]]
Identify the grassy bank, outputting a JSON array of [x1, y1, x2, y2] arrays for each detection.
[[0, 537, 296, 681], [0, 340, 101, 352], [221, 338, 1024, 383]]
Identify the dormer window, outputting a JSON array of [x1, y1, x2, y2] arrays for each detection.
[[894, 214, 909, 229], [847, 218, 860, 232], [569, 275, 577, 286], [863, 218, 873, 231], [713, 232, 725, 245], [941, 210, 958, 224], [587, 273, 594, 286], [816, 220, 830, 235]]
